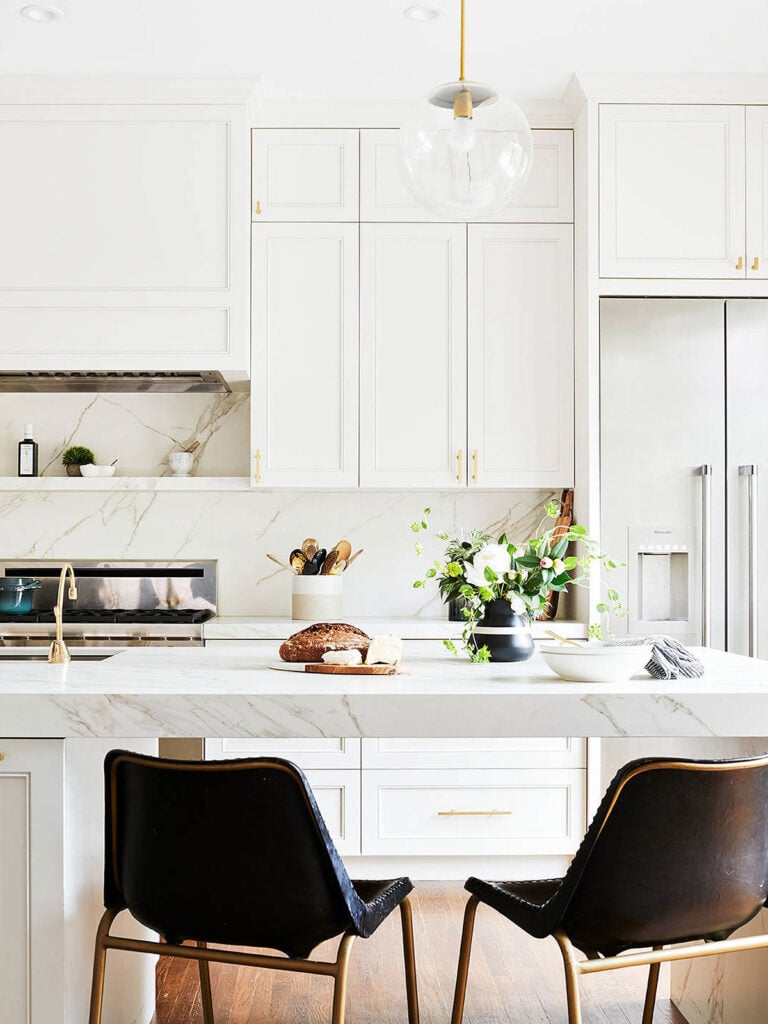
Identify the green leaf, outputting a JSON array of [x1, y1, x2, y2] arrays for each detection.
[[423, 507, 431, 515], [607, 588, 620, 602], [551, 572, 571, 587], [545, 501, 559, 518], [596, 602, 608, 613], [563, 556, 578, 570], [550, 537, 568, 559], [443, 639, 458, 657], [569, 524, 588, 538], [516, 555, 542, 569], [426, 568, 437, 578], [483, 566, 498, 583]]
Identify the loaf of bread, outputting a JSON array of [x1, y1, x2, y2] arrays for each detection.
[[279, 622, 371, 663]]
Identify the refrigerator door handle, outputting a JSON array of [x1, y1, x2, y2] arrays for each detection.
[[700, 464, 713, 647], [739, 465, 759, 658]]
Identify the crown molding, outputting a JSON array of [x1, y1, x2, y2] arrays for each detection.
[[0, 74, 261, 108], [570, 72, 768, 105]]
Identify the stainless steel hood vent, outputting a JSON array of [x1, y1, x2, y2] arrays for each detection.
[[0, 371, 230, 394]]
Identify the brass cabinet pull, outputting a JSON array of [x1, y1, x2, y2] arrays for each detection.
[[753, 256, 760, 272], [0, 753, 4, 762], [472, 449, 479, 484], [254, 200, 262, 216], [254, 449, 262, 483], [736, 256, 744, 271], [438, 809, 512, 817], [456, 449, 463, 483]]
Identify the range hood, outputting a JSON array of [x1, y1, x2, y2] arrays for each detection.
[[0, 371, 230, 394]]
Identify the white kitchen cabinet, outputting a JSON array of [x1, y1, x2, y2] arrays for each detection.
[[599, 104, 746, 279], [359, 223, 467, 487], [746, 107, 768, 279], [251, 224, 359, 487], [0, 103, 250, 378], [361, 768, 584, 856], [251, 129, 359, 221], [467, 224, 574, 488], [360, 128, 573, 222], [362, 737, 585, 770], [205, 737, 361, 770]]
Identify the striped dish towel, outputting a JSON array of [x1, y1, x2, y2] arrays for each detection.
[[605, 635, 704, 680]]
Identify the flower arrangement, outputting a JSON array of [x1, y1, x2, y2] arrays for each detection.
[[412, 501, 624, 662]]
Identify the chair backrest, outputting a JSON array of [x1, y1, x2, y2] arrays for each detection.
[[104, 750, 365, 958], [559, 755, 768, 956]]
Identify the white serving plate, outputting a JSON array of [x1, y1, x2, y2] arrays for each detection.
[[539, 644, 650, 683]]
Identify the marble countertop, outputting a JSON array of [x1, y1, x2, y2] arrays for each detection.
[[0, 645, 767, 740], [203, 616, 589, 640]]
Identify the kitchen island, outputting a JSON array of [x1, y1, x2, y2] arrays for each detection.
[[2, 643, 767, 1024], [1, 644, 768, 738]]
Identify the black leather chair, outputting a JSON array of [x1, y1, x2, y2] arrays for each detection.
[[451, 754, 768, 1024], [89, 751, 419, 1024]]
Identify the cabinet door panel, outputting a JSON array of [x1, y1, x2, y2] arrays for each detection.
[[360, 128, 573, 222], [600, 105, 745, 279], [205, 737, 361, 769], [468, 224, 574, 488], [362, 737, 584, 769], [252, 129, 359, 221], [746, 108, 768, 279], [251, 225, 359, 486], [360, 224, 466, 487]]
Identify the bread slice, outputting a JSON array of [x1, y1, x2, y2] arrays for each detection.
[[279, 622, 371, 663]]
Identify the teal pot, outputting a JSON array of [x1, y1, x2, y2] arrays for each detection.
[[0, 577, 41, 615], [470, 599, 535, 662]]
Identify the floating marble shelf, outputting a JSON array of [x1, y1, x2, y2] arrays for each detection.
[[0, 476, 252, 492]]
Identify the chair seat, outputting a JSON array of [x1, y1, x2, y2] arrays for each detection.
[[465, 876, 564, 939], [353, 877, 413, 938]]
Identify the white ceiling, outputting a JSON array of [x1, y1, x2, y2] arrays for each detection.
[[0, 0, 767, 102]]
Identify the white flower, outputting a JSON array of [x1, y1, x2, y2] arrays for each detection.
[[465, 543, 512, 588], [540, 557, 553, 569], [553, 558, 565, 574], [508, 593, 526, 615]]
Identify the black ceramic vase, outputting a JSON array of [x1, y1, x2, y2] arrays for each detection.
[[470, 599, 535, 662]]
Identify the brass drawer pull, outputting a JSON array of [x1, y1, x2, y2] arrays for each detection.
[[0, 753, 4, 762], [752, 256, 760, 272], [254, 200, 263, 216], [254, 449, 262, 483], [456, 449, 463, 483], [736, 256, 744, 271], [438, 809, 511, 817], [472, 449, 479, 484]]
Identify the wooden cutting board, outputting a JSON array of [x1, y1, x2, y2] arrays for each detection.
[[304, 663, 398, 675]]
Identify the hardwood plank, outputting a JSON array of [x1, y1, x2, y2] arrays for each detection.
[[155, 885, 689, 1024]]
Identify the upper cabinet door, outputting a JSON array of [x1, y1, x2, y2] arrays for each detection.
[[251, 224, 359, 487], [359, 224, 467, 488], [599, 105, 746, 279], [360, 129, 573, 223], [468, 225, 574, 489], [746, 107, 768, 278], [0, 104, 250, 375], [251, 129, 359, 221]]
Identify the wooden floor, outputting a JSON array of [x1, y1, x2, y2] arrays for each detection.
[[155, 885, 688, 1024]]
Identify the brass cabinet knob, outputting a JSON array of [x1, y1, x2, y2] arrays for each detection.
[[254, 200, 263, 216], [0, 753, 5, 762], [472, 449, 479, 484], [736, 256, 744, 271], [254, 449, 262, 484], [752, 256, 760, 272], [456, 449, 463, 483]]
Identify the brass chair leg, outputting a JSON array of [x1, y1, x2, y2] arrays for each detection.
[[197, 941, 215, 1024], [331, 931, 356, 1024], [554, 931, 583, 1024], [450, 895, 480, 1024], [641, 951, 662, 1024], [399, 896, 420, 1024], [88, 908, 119, 1024]]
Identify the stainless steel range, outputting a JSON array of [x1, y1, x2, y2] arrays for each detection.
[[0, 561, 216, 647]]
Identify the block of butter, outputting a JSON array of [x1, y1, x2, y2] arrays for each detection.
[[321, 649, 363, 666], [365, 635, 403, 666]]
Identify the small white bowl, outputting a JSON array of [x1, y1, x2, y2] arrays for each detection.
[[539, 643, 650, 683], [79, 464, 116, 478], [168, 452, 194, 476]]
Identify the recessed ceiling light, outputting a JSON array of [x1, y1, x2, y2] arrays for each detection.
[[20, 4, 63, 21], [404, 4, 444, 22]]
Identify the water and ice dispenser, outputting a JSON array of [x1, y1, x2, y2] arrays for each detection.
[[627, 527, 694, 636]]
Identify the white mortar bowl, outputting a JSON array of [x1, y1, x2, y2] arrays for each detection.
[[540, 644, 650, 683], [79, 464, 116, 478]]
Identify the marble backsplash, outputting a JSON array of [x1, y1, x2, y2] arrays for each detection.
[[0, 392, 250, 477], [0, 486, 565, 617]]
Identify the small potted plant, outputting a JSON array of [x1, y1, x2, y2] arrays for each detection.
[[412, 502, 623, 663], [62, 445, 95, 477]]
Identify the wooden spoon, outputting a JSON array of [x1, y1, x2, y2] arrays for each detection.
[[329, 559, 346, 575], [321, 550, 338, 575], [266, 553, 293, 573], [345, 548, 364, 569], [544, 629, 584, 648], [302, 537, 318, 559], [332, 539, 352, 562], [289, 549, 308, 573]]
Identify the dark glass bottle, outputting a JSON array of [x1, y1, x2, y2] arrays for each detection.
[[18, 424, 38, 477]]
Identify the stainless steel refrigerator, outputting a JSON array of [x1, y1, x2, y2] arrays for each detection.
[[600, 298, 767, 657]]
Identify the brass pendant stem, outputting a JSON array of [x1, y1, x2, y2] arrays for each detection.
[[459, 0, 466, 81]]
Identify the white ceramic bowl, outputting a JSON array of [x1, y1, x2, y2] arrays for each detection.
[[79, 464, 116, 478], [168, 451, 194, 476], [539, 643, 650, 683]]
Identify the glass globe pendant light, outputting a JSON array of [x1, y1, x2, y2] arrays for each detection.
[[399, 0, 533, 220]]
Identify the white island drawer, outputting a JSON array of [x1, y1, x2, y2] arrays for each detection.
[[362, 737, 584, 769], [362, 769, 584, 856], [305, 769, 361, 856], [205, 737, 360, 769]]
